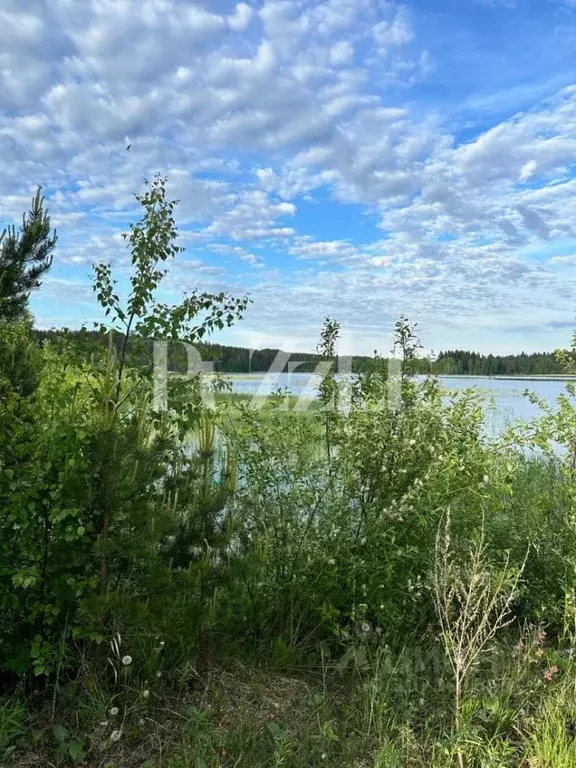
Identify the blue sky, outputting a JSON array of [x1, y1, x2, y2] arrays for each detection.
[[3, 0, 576, 355]]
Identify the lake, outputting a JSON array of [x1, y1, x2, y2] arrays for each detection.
[[225, 372, 576, 438]]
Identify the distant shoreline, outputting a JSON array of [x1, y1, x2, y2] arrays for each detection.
[[172, 371, 576, 382], [438, 374, 576, 382]]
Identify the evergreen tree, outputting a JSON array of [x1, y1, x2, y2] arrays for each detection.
[[0, 188, 57, 322]]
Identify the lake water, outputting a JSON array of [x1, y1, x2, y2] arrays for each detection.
[[226, 372, 576, 438]]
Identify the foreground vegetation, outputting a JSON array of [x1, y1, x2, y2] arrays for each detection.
[[3, 178, 576, 766]]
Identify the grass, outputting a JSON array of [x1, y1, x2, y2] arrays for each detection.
[[213, 391, 319, 412], [527, 687, 576, 767], [214, 373, 322, 382], [0, 661, 428, 765], [8, 638, 575, 768], [9, 662, 369, 767]]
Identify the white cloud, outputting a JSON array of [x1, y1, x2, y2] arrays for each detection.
[[289, 237, 359, 264], [329, 40, 355, 66], [0, 0, 573, 353], [197, 191, 296, 241], [373, 6, 414, 48], [228, 2, 254, 31], [209, 243, 264, 268], [519, 159, 537, 181]]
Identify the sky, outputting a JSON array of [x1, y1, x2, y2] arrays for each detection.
[[2, 0, 576, 356]]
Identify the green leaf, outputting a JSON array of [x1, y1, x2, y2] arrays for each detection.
[[68, 740, 85, 762]]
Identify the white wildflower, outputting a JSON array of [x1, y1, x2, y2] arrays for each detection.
[[109, 707, 119, 716], [328, 558, 335, 565], [110, 729, 122, 742], [142, 689, 150, 699], [121, 655, 132, 666], [361, 621, 371, 633]]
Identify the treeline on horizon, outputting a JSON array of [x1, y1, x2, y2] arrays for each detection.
[[430, 348, 565, 376], [33, 328, 565, 376]]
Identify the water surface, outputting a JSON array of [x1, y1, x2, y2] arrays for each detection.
[[226, 372, 576, 438]]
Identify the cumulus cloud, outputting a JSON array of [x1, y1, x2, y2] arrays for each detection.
[[373, 6, 414, 47], [0, 0, 574, 352], [228, 2, 254, 32], [209, 243, 264, 268], [289, 237, 360, 264]]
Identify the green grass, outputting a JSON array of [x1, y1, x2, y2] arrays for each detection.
[[9, 639, 575, 768], [214, 391, 319, 410]]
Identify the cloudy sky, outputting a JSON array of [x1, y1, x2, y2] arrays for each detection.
[[3, 0, 576, 355]]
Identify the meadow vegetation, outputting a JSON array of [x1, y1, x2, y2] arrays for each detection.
[[2, 177, 576, 766]]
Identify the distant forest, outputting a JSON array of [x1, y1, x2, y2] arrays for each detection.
[[426, 349, 565, 376], [33, 329, 566, 376], [33, 329, 366, 373]]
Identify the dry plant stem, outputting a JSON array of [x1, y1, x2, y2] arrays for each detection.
[[433, 510, 528, 768]]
